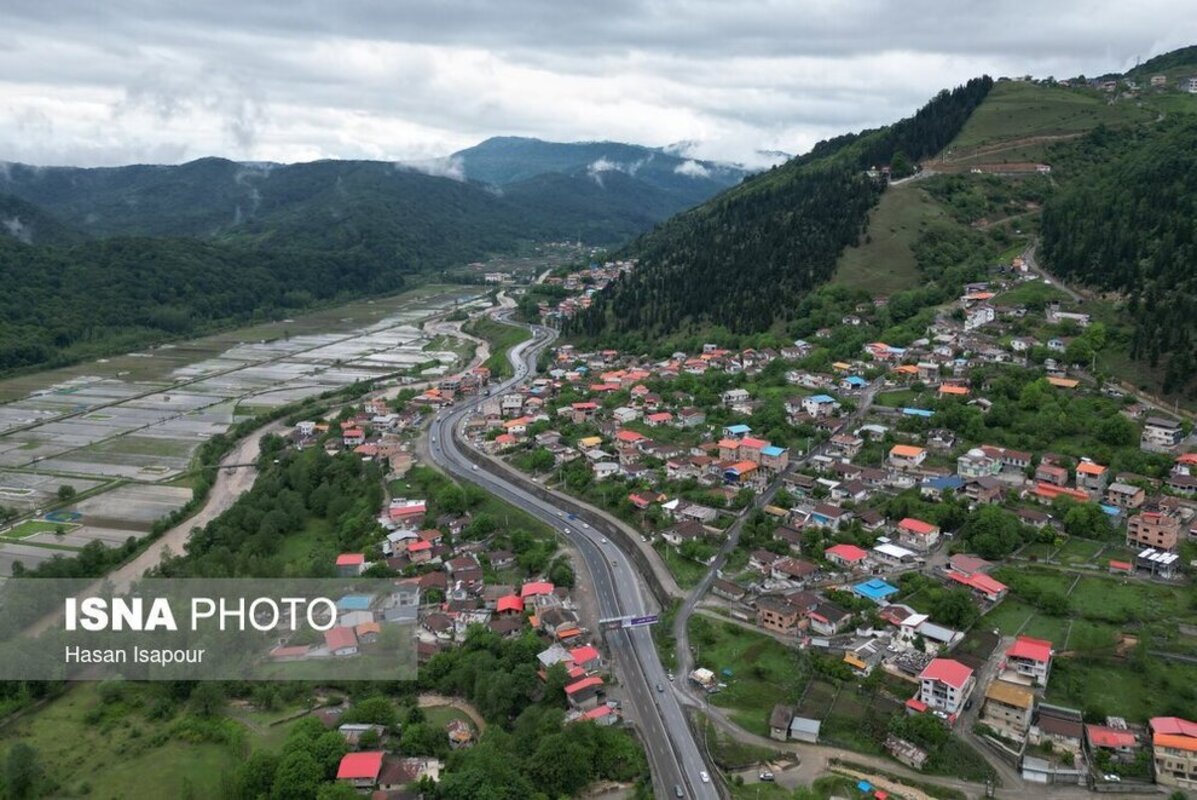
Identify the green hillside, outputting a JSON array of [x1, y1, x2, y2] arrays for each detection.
[[566, 77, 994, 346], [832, 185, 950, 294]]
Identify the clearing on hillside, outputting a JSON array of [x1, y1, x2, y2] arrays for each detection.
[[832, 185, 947, 294], [938, 80, 1153, 164]]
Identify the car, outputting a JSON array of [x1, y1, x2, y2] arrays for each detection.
[[964, 698, 973, 711], [582, 522, 590, 528], [667, 672, 674, 681], [610, 559, 617, 566], [656, 683, 664, 692], [1103, 774, 1121, 783], [673, 785, 684, 798], [567, 513, 577, 521], [759, 771, 775, 782], [557, 511, 564, 517], [699, 771, 709, 784], [471, 465, 478, 471], [601, 537, 608, 544]]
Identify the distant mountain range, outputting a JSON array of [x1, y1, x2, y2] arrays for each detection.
[[0, 135, 751, 375]]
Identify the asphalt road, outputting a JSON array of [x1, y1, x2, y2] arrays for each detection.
[[426, 314, 720, 800]]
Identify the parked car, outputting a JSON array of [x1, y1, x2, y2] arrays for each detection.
[[759, 772, 775, 782]]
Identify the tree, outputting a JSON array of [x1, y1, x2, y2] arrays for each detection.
[[189, 682, 226, 717], [270, 750, 323, 800], [56, 484, 77, 501], [4, 742, 42, 800], [930, 588, 980, 629]]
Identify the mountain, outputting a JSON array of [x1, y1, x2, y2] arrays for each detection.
[[451, 135, 747, 189], [1041, 119, 1197, 395], [0, 194, 83, 246], [567, 77, 995, 345]]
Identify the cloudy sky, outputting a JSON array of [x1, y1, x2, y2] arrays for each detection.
[[3, 1, 1196, 168]]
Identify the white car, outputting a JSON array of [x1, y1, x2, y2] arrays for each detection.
[[699, 771, 709, 783], [582, 522, 590, 528], [601, 537, 608, 544], [471, 465, 478, 471]]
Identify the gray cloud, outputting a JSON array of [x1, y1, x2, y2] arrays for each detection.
[[1, 1, 1195, 166]]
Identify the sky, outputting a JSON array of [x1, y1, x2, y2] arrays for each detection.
[[3, 1, 1196, 169]]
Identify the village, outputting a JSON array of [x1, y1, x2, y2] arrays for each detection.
[[422, 255, 1196, 794], [265, 251, 1197, 796]]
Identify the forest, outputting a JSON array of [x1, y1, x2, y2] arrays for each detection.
[[1040, 118, 1197, 396], [565, 76, 994, 346]]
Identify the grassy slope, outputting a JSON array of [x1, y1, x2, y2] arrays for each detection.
[[832, 184, 949, 294]]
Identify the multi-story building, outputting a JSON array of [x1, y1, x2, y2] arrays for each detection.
[[1127, 507, 1182, 552], [918, 658, 975, 715], [1004, 635, 1053, 686], [982, 680, 1035, 739], [1142, 417, 1184, 452], [1151, 716, 1197, 790], [756, 596, 802, 636]]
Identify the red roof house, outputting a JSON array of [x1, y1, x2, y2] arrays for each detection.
[[337, 751, 385, 786]]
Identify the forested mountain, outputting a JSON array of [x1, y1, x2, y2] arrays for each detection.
[[0, 234, 392, 371], [451, 135, 747, 191], [567, 77, 994, 345], [0, 141, 748, 374], [1041, 118, 1197, 394], [0, 194, 83, 246]]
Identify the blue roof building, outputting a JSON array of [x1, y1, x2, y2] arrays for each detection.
[[843, 375, 868, 388], [902, 407, 935, 418], [852, 578, 899, 604], [761, 445, 786, 458], [337, 595, 374, 612], [724, 424, 752, 437], [808, 393, 836, 404]]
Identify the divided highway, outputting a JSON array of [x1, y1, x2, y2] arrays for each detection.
[[427, 316, 720, 800]]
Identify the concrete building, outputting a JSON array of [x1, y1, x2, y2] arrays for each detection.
[[1127, 507, 1183, 552], [982, 680, 1035, 739], [918, 658, 975, 715]]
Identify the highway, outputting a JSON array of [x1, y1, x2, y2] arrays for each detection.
[[426, 314, 721, 800]]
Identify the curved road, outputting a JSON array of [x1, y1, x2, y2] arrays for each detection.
[[427, 314, 720, 800]]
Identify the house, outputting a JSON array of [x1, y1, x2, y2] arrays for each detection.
[[889, 444, 926, 470], [852, 578, 899, 605], [1126, 507, 1182, 551], [1035, 462, 1069, 487], [920, 474, 964, 501], [947, 553, 992, 577], [1150, 716, 1197, 791], [721, 388, 750, 407], [569, 644, 602, 673], [757, 596, 802, 635], [1032, 705, 1085, 756], [712, 579, 746, 602], [769, 704, 794, 742], [1087, 723, 1139, 761], [1004, 635, 1053, 686], [802, 394, 840, 418], [749, 549, 781, 573], [872, 541, 919, 568], [807, 602, 851, 636], [337, 751, 385, 790], [1075, 459, 1108, 492], [325, 625, 359, 656], [661, 520, 707, 547], [896, 518, 940, 551], [982, 680, 1035, 739], [947, 570, 1008, 602], [824, 543, 869, 570], [958, 448, 1001, 478], [564, 675, 604, 710], [336, 553, 367, 577], [809, 503, 852, 531], [965, 304, 995, 331], [760, 444, 790, 472], [1142, 417, 1184, 452], [918, 658, 975, 715], [645, 411, 673, 427], [1104, 482, 1145, 510], [677, 407, 706, 428], [771, 557, 819, 584], [964, 476, 1004, 505], [980, 445, 1032, 472]]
